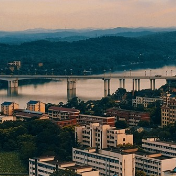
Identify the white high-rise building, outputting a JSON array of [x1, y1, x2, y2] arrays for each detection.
[[76, 123, 133, 149]]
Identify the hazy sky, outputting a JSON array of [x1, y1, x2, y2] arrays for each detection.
[[1, 0, 176, 31]]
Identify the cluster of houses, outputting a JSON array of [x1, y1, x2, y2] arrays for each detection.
[[2, 94, 176, 176], [30, 127, 176, 176]]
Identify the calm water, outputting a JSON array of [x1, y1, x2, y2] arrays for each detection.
[[0, 66, 176, 108]]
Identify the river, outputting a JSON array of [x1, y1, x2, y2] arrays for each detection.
[[0, 66, 176, 108]]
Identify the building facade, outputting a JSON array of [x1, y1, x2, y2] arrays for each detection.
[[1, 101, 19, 116], [76, 123, 133, 149], [14, 109, 49, 121], [48, 106, 80, 120], [29, 156, 99, 176], [161, 96, 176, 127], [72, 147, 135, 176], [135, 152, 176, 176], [142, 138, 176, 157], [27, 100, 45, 113], [132, 96, 163, 108], [106, 108, 150, 126]]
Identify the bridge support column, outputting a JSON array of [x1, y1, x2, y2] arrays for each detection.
[[153, 79, 155, 90], [123, 79, 125, 89], [8, 79, 18, 88], [104, 79, 108, 97], [67, 79, 76, 100], [7, 87, 18, 96], [135, 79, 137, 91], [132, 79, 135, 96], [119, 79, 122, 88], [138, 79, 140, 91], [108, 79, 110, 96], [150, 79, 153, 90]]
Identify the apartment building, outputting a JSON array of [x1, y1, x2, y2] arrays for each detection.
[[48, 106, 80, 120], [161, 96, 176, 127], [78, 114, 115, 126], [27, 100, 45, 113], [106, 108, 150, 126], [29, 156, 99, 176], [1, 101, 19, 115], [76, 123, 133, 149], [13, 109, 49, 121], [142, 138, 176, 157], [135, 151, 176, 176], [132, 96, 163, 108], [72, 147, 135, 176], [8, 60, 21, 71]]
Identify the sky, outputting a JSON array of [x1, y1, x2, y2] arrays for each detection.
[[1, 0, 176, 31]]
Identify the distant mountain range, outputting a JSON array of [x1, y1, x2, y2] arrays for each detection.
[[0, 27, 176, 44]]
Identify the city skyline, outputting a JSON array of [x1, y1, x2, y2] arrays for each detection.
[[1, 0, 176, 31]]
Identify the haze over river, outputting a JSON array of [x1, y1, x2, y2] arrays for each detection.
[[0, 66, 176, 108]]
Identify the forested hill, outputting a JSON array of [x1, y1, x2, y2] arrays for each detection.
[[0, 32, 176, 74]]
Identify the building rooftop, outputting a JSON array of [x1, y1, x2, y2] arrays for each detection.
[[27, 100, 40, 104], [135, 151, 173, 160], [144, 138, 176, 146], [106, 107, 149, 114], [45, 160, 75, 166], [1, 102, 13, 106], [23, 110, 43, 115], [48, 106, 80, 113], [79, 114, 115, 119]]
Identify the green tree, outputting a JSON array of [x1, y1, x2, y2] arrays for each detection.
[[50, 169, 77, 176], [115, 120, 128, 129], [135, 170, 146, 176]]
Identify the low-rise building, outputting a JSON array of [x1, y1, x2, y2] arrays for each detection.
[[0, 116, 15, 123], [132, 96, 163, 108], [1, 101, 19, 116], [48, 106, 80, 120], [161, 96, 176, 127], [48, 106, 80, 127], [142, 138, 176, 158], [27, 100, 45, 113], [72, 147, 135, 176], [135, 151, 176, 176], [14, 109, 49, 121], [76, 123, 133, 149], [106, 108, 150, 126], [29, 156, 99, 176], [78, 114, 115, 126]]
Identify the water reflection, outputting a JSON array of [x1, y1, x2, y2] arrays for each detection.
[[0, 66, 175, 108]]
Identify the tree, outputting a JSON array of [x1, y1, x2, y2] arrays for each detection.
[[115, 120, 128, 129], [50, 169, 77, 176], [135, 170, 146, 176]]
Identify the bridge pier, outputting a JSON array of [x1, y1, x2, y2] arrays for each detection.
[[119, 79, 122, 88], [67, 79, 76, 100], [135, 79, 137, 91], [150, 79, 155, 90], [108, 79, 110, 96], [132, 79, 135, 96], [104, 79, 110, 97], [153, 79, 155, 90], [150, 79, 153, 90], [122, 79, 125, 89], [8, 79, 18, 88], [7, 87, 18, 96], [138, 79, 140, 91]]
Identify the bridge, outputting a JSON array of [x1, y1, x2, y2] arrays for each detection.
[[0, 74, 175, 99]]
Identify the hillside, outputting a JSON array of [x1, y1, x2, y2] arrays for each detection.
[[0, 32, 176, 74]]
